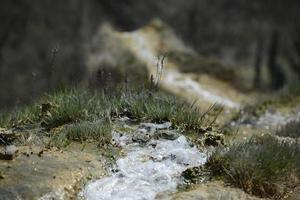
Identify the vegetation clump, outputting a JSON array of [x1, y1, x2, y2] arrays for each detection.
[[0, 87, 219, 147], [51, 120, 112, 148], [203, 131, 224, 146], [276, 120, 300, 138], [206, 134, 300, 199], [182, 166, 209, 184], [242, 86, 300, 118]]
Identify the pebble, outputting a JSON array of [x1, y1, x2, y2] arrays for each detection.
[[0, 145, 18, 160]]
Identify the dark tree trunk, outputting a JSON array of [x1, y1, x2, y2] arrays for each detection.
[[187, 0, 199, 48], [286, 51, 300, 78], [286, 27, 300, 78], [267, 30, 285, 90], [253, 35, 264, 89]]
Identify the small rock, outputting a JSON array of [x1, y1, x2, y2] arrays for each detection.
[[203, 132, 224, 146], [154, 122, 172, 129], [155, 130, 180, 140], [0, 153, 13, 160], [140, 122, 172, 131], [39, 102, 53, 119], [38, 150, 44, 157], [0, 128, 16, 144], [5, 145, 18, 155], [118, 117, 130, 122], [182, 166, 209, 184], [132, 132, 151, 144], [0, 145, 18, 160]]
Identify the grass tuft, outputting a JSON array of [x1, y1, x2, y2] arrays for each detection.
[[276, 120, 300, 138], [206, 134, 300, 199], [112, 91, 220, 132], [1, 87, 220, 147], [51, 119, 112, 148]]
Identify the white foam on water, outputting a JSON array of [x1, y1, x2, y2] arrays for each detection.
[[82, 125, 207, 200]]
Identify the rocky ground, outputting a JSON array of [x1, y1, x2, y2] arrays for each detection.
[[0, 143, 107, 200]]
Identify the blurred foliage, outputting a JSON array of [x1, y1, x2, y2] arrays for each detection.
[[1, 0, 300, 108], [276, 120, 300, 138]]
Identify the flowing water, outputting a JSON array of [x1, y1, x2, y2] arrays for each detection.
[[82, 123, 207, 200], [81, 26, 242, 200]]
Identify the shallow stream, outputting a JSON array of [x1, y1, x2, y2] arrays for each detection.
[[82, 122, 207, 200]]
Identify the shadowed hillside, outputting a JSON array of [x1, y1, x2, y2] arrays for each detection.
[[1, 0, 300, 108]]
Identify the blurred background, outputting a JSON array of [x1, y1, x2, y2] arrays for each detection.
[[1, 0, 300, 109]]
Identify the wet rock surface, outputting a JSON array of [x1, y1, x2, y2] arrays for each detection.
[[154, 130, 180, 140], [131, 122, 179, 144], [181, 166, 210, 185], [0, 144, 106, 200], [203, 132, 224, 146]]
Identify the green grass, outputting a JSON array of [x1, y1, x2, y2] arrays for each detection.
[[242, 85, 300, 117], [0, 105, 40, 128], [0, 87, 220, 147], [51, 119, 112, 148], [40, 89, 108, 130], [206, 134, 300, 199], [276, 120, 300, 138], [111, 91, 220, 132]]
